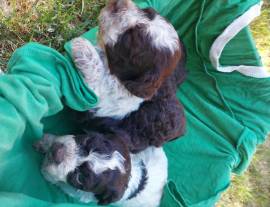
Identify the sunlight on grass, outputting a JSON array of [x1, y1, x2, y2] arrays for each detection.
[[218, 138, 270, 207], [0, 0, 105, 71], [251, 1, 270, 70]]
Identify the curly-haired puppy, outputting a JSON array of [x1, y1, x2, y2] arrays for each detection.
[[35, 133, 167, 207], [72, 0, 182, 119], [79, 57, 186, 153], [71, 0, 186, 151]]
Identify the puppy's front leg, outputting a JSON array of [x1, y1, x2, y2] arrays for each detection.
[[71, 37, 105, 95]]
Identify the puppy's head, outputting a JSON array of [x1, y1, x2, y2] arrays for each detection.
[[34, 132, 131, 205], [98, 0, 182, 99]]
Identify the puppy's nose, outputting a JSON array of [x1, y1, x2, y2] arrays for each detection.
[[108, 0, 129, 12], [50, 143, 66, 164]]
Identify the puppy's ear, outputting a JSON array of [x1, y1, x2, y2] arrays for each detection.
[[122, 69, 163, 99], [105, 24, 180, 99], [74, 162, 126, 205], [93, 168, 128, 205]]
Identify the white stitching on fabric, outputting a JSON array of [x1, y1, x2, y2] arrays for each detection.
[[209, 2, 270, 78]]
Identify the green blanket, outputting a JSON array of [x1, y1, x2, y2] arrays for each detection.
[[0, 0, 270, 207]]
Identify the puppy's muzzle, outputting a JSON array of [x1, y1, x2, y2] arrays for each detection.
[[49, 142, 66, 164]]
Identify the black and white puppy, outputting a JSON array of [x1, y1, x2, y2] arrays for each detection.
[[35, 132, 167, 207], [72, 0, 182, 119]]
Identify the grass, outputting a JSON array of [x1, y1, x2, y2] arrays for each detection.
[[0, 0, 105, 71], [217, 2, 270, 206], [217, 139, 270, 207], [251, 1, 270, 71], [0, 0, 270, 206]]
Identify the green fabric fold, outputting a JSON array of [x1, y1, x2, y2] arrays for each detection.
[[0, 42, 98, 152]]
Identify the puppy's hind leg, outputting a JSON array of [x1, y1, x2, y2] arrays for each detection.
[[71, 37, 105, 94]]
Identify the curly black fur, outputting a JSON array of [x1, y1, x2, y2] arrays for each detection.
[[78, 42, 186, 153]]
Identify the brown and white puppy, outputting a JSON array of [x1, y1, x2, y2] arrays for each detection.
[[35, 132, 167, 207], [72, 0, 182, 119], [35, 132, 131, 205]]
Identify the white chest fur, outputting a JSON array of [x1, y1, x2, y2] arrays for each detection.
[[72, 37, 144, 119]]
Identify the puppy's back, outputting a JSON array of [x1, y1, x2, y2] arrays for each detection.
[[119, 147, 168, 207]]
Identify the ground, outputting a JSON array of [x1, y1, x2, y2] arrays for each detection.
[[0, 0, 269, 206]]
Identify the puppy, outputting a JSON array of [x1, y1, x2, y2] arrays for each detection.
[[79, 67, 186, 154], [71, 0, 186, 152], [72, 0, 182, 119], [35, 133, 167, 207]]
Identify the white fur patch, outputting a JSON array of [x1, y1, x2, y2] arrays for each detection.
[[82, 151, 126, 175], [42, 135, 78, 183], [146, 15, 179, 53], [72, 37, 144, 119], [99, 6, 147, 46], [98, 1, 179, 53]]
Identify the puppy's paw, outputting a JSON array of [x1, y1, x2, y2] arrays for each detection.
[[33, 134, 55, 153], [71, 37, 100, 71], [72, 38, 94, 59]]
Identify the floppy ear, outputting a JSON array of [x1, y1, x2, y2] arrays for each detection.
[[67, 163, 125, 205], [105, 24, 181, 99], [93, 170, 126, 205], [123, 69, 163, 99]]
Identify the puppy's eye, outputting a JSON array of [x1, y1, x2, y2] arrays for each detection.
[[79, 147, 89, 157], [104, 140, 112, 149], [67, 170, 84, 189], [92, 140, 112, 154], [76, 172, 84, 185]]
